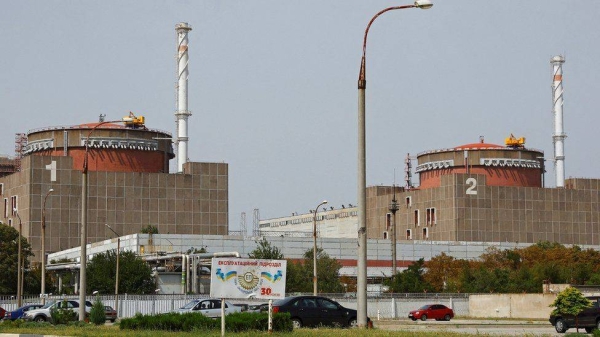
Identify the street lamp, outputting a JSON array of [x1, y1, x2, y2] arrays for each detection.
[[105, 224, 121, 319], [312, 200, 328, 295], [14, 209, 23, 307], [388, 185, 399, 276], [41, 188, 54, 305], [356, 0, 432, 327]]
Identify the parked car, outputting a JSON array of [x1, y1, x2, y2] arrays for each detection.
[[550, 296, 600, 333], [0, 306, 5, 320], [272, 295, 372, 329], [3, 304, 44, 321], [173, 298, 241, 318], [104, 305, 117, 323], [408, 304, 454, 321], [233, 303, 249, 312], [23, 300, 92, 322], [248, 303, 269, 313]]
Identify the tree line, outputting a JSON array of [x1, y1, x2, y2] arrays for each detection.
[[3, 220, 599, 295], [390, 241, 600, 294]]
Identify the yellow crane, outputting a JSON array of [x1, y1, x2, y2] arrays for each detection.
[[122, 111, 145, 128], [505, 134, 525, 148]]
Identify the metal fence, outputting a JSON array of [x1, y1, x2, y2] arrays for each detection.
[[0, 293, 470, 320]]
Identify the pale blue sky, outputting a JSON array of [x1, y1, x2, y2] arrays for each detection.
[[1, 1, 598, 231]]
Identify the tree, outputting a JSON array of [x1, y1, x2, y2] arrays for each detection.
[[87, 250, 155, 294], [186, 247, 207, 254], [248, 237, 284, 260], [550, 287, 592, 332], [140, 225, 159, 234], [90, 296, 106, 325], [286, 248, 343, 293], [0, 223, 33, 295], [388, 258, 432, 293]]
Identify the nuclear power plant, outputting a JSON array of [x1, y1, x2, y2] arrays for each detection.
[[0, 23, 229, 263], [0, 15, 597, 285]]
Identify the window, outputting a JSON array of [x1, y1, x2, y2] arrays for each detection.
[[386, 213, 391, 231], [0, 183, 3, 195], [426, 208, 437, 225], [406, 196, 412, 207], [3, 198, 7, 218], [406, 229, 412, 240], [317, 298, 338, 309], [414, 209, 420, 226], [383, 231, 388, 239], [423, 227, 429, 239], [10, 196, 17, 216]]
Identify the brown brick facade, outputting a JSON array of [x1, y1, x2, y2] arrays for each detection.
[[367, 174, 600, 245], [0, 155, 228, 263]]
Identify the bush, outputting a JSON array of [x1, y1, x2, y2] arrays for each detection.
[[89, 298, 106, 325], [119, 312, 292, 332], [120, 312, 218, 331], [50, 300, 78, 325]]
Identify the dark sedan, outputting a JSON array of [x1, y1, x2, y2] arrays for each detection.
[[408, 304, 454, 321], [272, 295, 371, 329], [3, 304, 44, 321], [104, 306, 117, 322]]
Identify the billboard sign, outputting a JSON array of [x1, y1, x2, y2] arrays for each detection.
[[210, 258, 287, 299]]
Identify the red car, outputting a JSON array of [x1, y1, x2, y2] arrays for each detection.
[[409, 304, 454, 321], [0, 306, 5, 320]]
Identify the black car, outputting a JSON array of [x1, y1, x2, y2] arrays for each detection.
[[550, 296, 600, 333], [272, 295, 371, 329]]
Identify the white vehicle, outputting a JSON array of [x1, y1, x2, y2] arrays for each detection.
[[174, 298, 241, 318], [23, 300, 92, 322]]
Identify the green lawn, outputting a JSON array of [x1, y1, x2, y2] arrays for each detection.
[[0, 323, 499, 337]]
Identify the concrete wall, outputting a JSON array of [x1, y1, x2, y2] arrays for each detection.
[[469, 294, 557, 319]]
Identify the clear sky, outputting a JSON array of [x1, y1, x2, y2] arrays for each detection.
[[1, 1, 598, 232]]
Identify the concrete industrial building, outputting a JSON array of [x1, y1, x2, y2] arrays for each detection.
[[0, 122, 228, 263], [259, 138, 600, 246]]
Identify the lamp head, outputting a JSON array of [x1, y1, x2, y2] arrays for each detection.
[[49, 188, 54, 193], [322, 200, 328, 205], [415, 0, 433, 9], [92, 290, 99, 295]]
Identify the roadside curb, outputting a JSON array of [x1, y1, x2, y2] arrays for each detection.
[[374, 319, 549, 326]]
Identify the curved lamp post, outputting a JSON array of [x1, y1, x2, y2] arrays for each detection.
[[356, 0, 432, 327], [14, 209, 23, 307], [105, 224, 121, 319], [41, 188, 54, 305], [79, 120, 122, 321], [312, 200, 328, 295]]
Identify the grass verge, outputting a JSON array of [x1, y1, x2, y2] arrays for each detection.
[[0, 322, 518, 337]]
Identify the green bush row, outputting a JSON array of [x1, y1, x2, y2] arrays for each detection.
[[119, 312, 292, 332]]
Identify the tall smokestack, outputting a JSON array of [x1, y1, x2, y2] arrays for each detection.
[[175, 22, 192, 173], [551, 55, 566, 187]]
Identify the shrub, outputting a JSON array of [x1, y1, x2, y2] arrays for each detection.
[[120, 312, 218, 331], [119, 312, 292, 332], [89, 298, 106, 325], [50, 300, 78, 325]]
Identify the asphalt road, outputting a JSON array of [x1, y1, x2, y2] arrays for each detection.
[[374, 319, 586, 336]]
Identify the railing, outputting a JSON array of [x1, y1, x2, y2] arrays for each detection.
[[0, 293, 471, 319]]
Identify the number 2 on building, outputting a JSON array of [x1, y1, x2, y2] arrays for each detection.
[[466, 178, 477, 195]]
